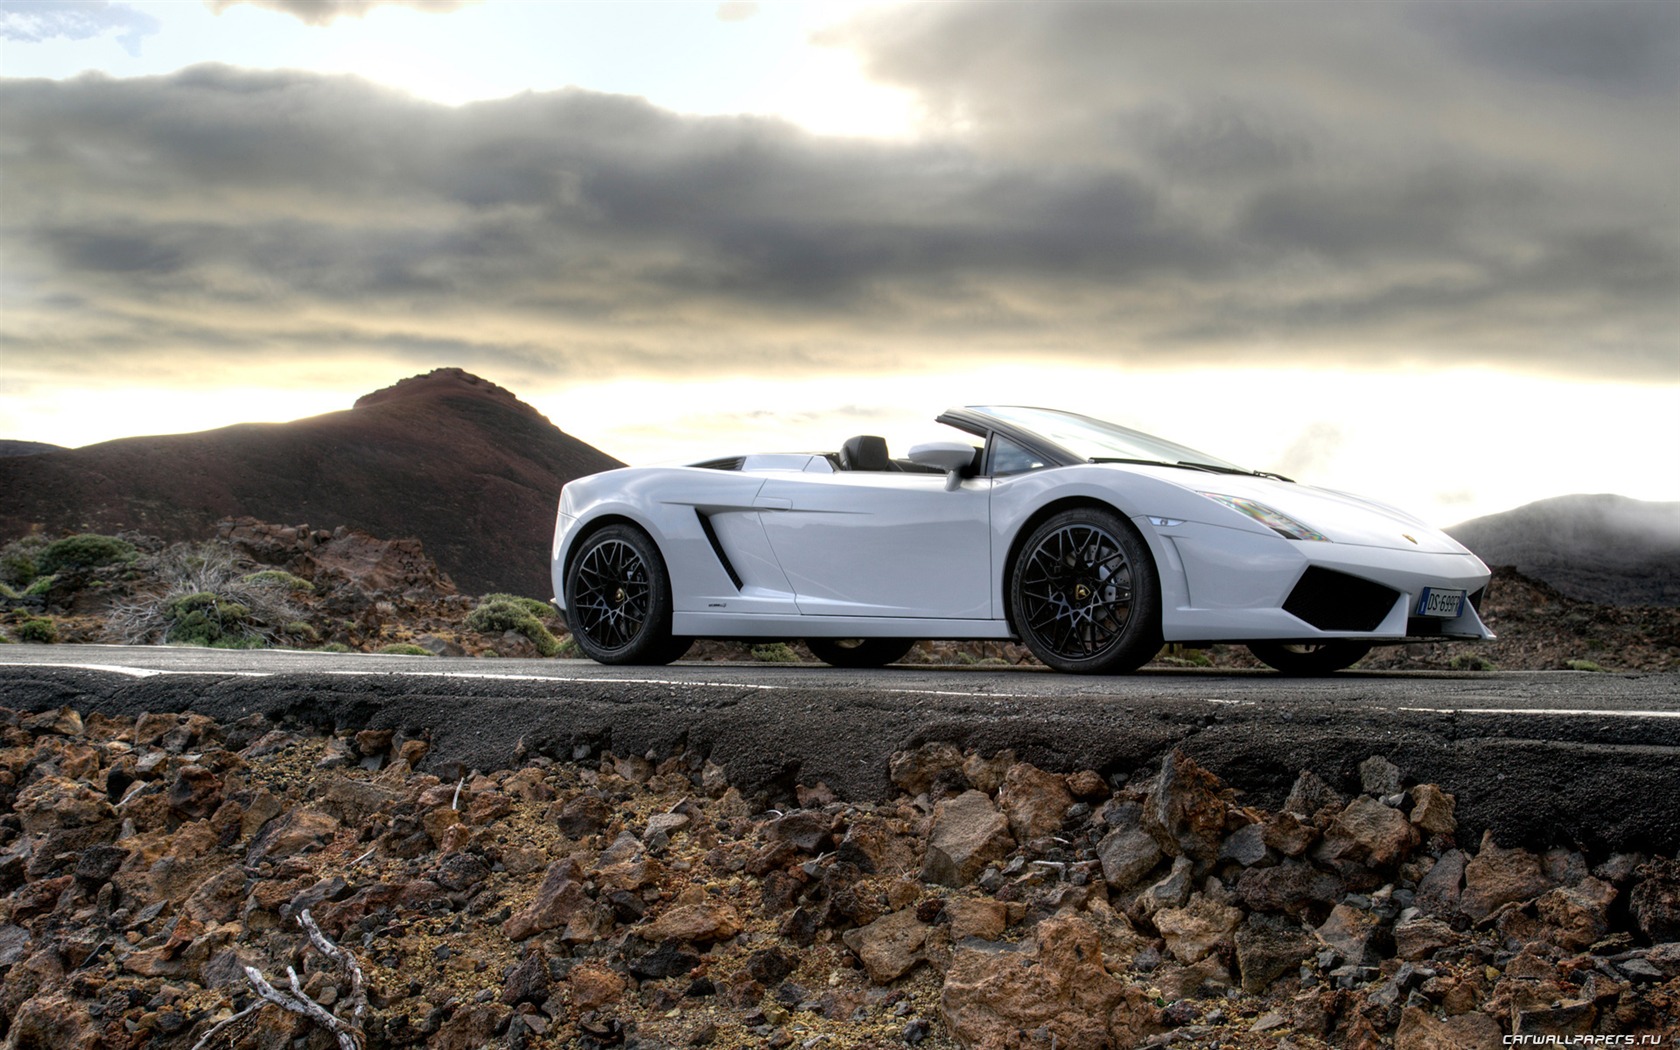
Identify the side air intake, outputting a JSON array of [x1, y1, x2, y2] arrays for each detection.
[[1283, 566, 1399, 632]]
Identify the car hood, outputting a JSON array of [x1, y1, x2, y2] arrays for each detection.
[[1137, 468, 1472, 555]]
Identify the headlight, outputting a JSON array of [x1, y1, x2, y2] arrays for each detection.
[[1199, 493, 1329, 542]]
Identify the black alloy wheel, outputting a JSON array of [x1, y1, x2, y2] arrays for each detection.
[[564, 524, 689, 665], [1009, 507, 1160, 674], [1247, 641, 1371, 675], [806, 637, 917, 668]]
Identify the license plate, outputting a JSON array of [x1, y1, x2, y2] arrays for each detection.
[[1416, 587, 1466, 618]]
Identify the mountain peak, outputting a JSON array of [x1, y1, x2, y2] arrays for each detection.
[[353, 368, 535, 414]]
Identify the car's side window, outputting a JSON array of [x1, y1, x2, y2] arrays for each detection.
[[988, 434, 1048, 476]]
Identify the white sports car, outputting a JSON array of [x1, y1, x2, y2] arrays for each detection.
[[551, 406, 1493, 675]]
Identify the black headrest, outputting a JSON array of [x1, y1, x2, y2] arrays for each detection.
[[840, 435, 892, 471]]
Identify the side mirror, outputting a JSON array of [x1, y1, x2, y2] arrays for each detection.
[[908, 442, 979, 490]]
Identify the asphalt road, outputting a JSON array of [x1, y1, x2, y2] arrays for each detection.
[[3, 646, 1678, 854]]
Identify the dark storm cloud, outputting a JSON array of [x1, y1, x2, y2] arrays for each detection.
[[2, 0, 1676, 386], [204, 0, 474, 27]]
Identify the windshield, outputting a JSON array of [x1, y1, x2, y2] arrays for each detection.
[[971, 405, 1249, 473]]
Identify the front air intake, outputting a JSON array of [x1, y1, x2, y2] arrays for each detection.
[[1283, 567, 1400, 632]]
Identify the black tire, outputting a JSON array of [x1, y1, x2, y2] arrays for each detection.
[[1248, 641, 1371, 675], [806, 637, 916, 668], [1009, 506, 1160, 674], [564, 524, 683, 665]]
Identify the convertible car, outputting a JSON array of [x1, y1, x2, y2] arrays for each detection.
[[551, 405, 1493, 674]]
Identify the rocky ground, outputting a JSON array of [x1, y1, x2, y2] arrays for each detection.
[[3, 705, 1678, 1050], [4, 520, 1678, 674]]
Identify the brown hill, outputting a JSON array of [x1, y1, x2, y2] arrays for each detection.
[[0, 369, 621, 597]]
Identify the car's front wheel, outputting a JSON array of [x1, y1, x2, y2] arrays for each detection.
[[1009, 507, 1161, 674], [806, 637, 916, 668], [1248, 641, 1371, 675], [564, 524, 685, 665]]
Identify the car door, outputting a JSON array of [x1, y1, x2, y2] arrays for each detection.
[[754, 471, 993, 619]]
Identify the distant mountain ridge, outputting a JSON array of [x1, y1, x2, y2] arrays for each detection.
[[0, 440, 66, 458], [1449, 494, 1680, 607], [0, 368, 621, 597]]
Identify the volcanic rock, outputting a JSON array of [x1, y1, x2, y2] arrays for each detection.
[[921, 790, 1014, 887], [940, 913, 1162, 1050]]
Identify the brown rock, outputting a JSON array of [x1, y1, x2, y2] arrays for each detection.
[[890, 742, 966, 798], [1315, 903, 1388, 967], [353, 728, 394, 757], [1236, 860, 1343, 922], [1143, 751, 1231, 872], [320, 778, 402, 824], [940, 913, 1162, 1050], [182, 864, 248, 924], [502, 857, 593, 942], [1415, 848, 1467, 917], [431, 1004, 512, 1050], [947, 898, 1009, 941], [841, 908, 930, 983], [1154, 954, 1234, 1001], [1513, 999, 1597, 1041], [397, 738, 430, 767], [501, 950, 551, 1006], [998, 762, 1074, 843], [4, 994, 102, 1050], [244, 807, 340, 866], [837, 817, 918, 874], [921, 790, 1015, 887], [1315, 796, 1419, 869], [1395, 1006, 1502, 1050], [961, 750, 1015, 794], [1261, 810, 1317, 857], [554, 793, 612, 837], [1393, 917, 1461, 961], [640, 900, 743, 945], [1154, 893, 1244, 964], [569, 964, 626, 1010], [766, 810, 832, 854], [1283, 769, 1345, 825], [14, 775, 115, 834], [1064, 769, 1108, 800], [1409, 784, 1457, 835], [1536, 876, 1616, 951], [1629, 858, 1680, 943], [1461, 832, 1551, 921], [1234, 913, 1317, 994]]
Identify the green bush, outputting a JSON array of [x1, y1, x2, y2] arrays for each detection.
[[164, 591, 255, 647], [241, 570, 315, 593], [0, 536, 48, 586], [751, 642, 800, 663], [466, 595, 560, 657], [377, 643, 433, 656], [0, 581, 19, 601], [1566, 659, 1605, 672], [38, 534, 137, 575], [17, 618, 57, 644], [479, 593, 555, 619], [1449, 653, 1495, 672], [319, 642, 353, 653], [23, 576, 56, 597]]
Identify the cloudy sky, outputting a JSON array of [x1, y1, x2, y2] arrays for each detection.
[[2, 0, 1676, 526]]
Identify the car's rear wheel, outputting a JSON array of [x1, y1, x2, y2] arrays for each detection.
[[806, 637, 916, 668], [1009, 507, 1160, 674], [1248, 641, 1371, 675], [564, 524, 684, 665]]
